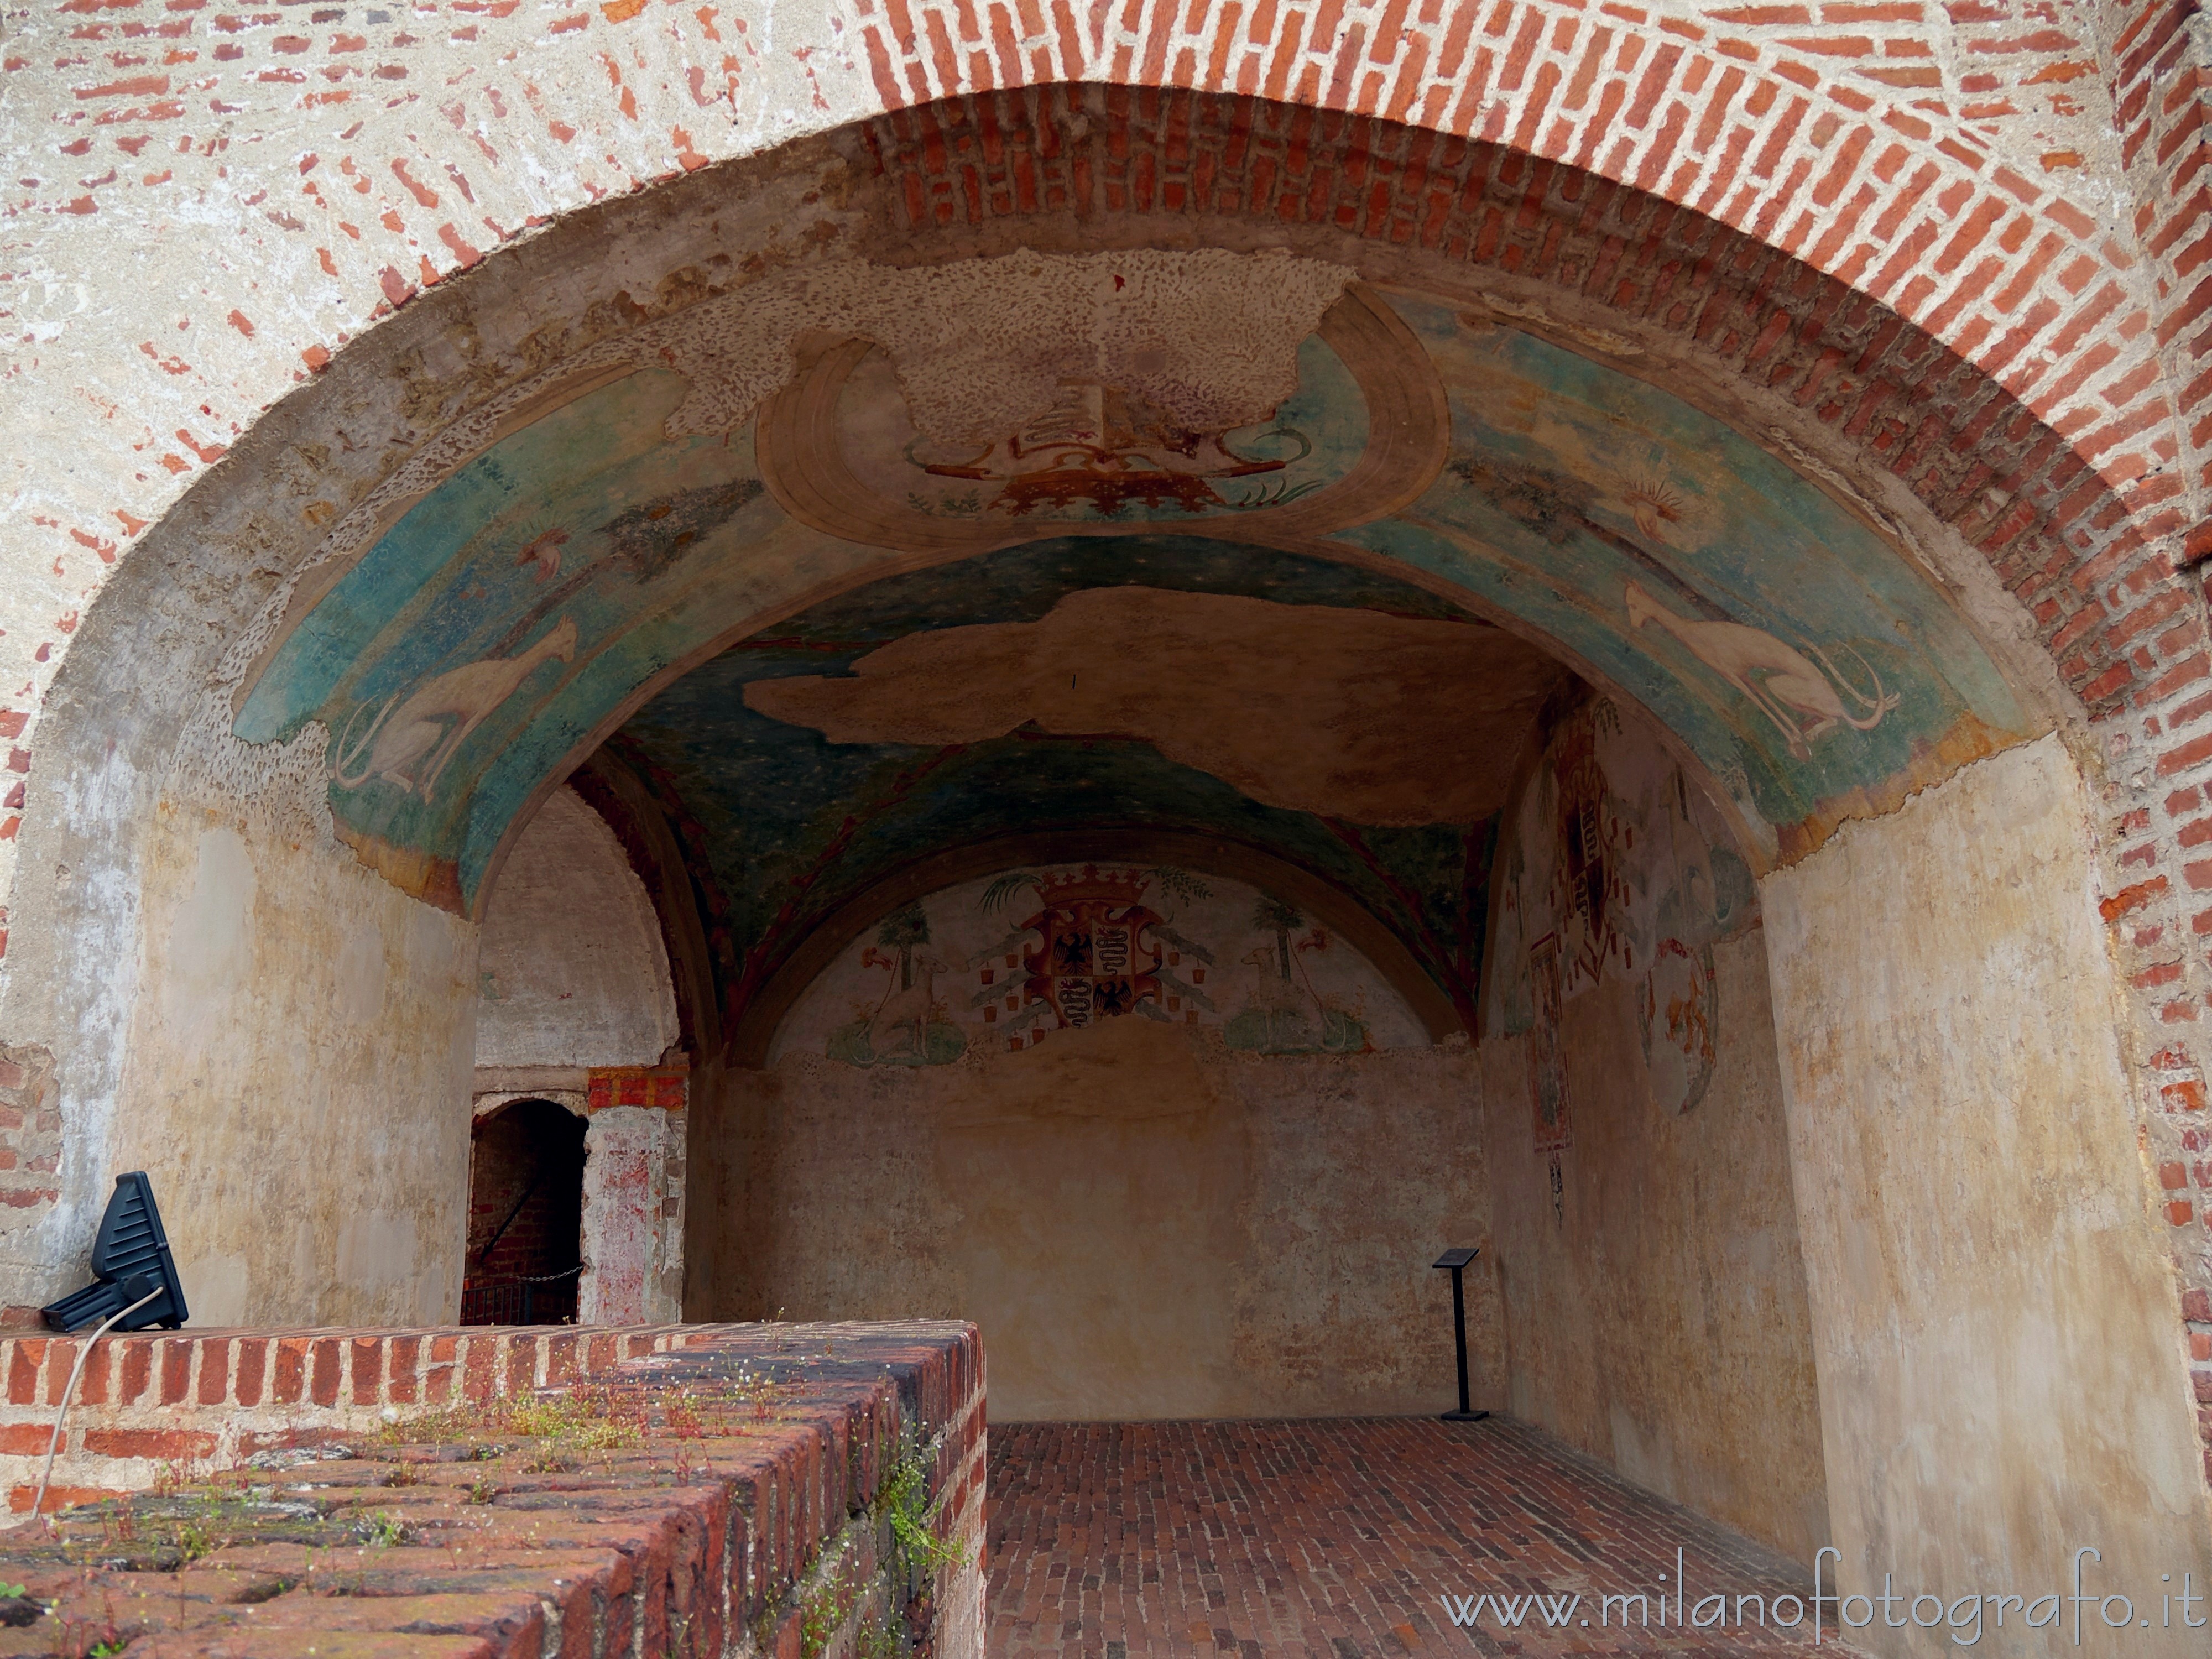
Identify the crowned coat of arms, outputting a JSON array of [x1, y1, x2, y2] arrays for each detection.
[[1015, 865, 1169, 1026]]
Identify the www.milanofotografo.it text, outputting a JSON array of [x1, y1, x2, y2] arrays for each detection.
[[1437, 1549, 2208, 1645]]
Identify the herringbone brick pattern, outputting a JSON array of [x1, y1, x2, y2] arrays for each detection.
[[985, 1417, 1841, 1657]]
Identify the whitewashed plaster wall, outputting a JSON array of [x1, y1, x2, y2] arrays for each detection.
[[1481, 930, 1829, 1567], [474, 786, 677, 1071], [1762, 732, 2212, 1659], [113, 811, 478, 1328], [701, 1022, 1491, 1420], [1477, 697, 1827, 1564]]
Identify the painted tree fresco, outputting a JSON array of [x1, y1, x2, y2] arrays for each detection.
[[1486, 694, 1762, 1121], [826, 901, 967, 1068], [775, 865, 1426, 1068]]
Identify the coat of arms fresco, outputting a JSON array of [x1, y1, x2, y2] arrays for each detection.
[[779, 864, 1423, 1069], [973, 864, 1198, 1036]]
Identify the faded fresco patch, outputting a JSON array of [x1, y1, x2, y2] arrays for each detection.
[[233, 369, 808, 908], [771, 863, 1427, 1067], [1487, 693, 1761, 1124], [844, 332, 1363, 521], [755, 285, 1445, 552], [743, 584, 1560, 825]]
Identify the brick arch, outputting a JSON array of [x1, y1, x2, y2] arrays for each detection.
[[8, 75, 2187, 924], [6, 77, 2198, 1040], [848, 87, 2207, 1110], [22, 77, 2179, 887], [8, 37, 2212, 1458], [5, 1, 2188, 870], [860, 1, 2162, 508], [359, 82, 2201, 1117]]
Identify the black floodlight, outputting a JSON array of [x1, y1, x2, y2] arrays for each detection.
[[1432, 1246, 1489, 1423], [41, 1172, 189, 1333]]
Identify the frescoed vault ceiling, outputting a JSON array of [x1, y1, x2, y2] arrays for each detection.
[[611, 538, 1536, 1032], [231, 248, 2041, 1037]]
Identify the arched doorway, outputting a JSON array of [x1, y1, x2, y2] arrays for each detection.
[[472, 782, 691, 1325], [461, 1098, 587, 1326]]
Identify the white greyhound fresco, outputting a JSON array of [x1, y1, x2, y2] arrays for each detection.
[[1624, 582, 1897, 760], [331, 617, 580, 801]]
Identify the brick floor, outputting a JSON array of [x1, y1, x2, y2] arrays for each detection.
[[985, 1418, 1854, 1658]]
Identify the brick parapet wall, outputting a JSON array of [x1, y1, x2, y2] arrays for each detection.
[[0, 1319, 987, 1657], [0, 1322, 859, 1513]]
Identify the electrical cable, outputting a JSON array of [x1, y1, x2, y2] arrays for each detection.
[[29, 1286, 162, 1530]]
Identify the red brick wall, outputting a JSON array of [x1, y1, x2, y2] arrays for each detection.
[[0, 1045, 61, 1260]]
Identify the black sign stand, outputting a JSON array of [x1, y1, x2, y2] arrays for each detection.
[[1432, 1248, 1489, 1422]]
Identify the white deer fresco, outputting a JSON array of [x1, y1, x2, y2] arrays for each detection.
[[866, 948, 954, 1061], [331, 616, 580, 801], [1624, 582, 1897, 760]]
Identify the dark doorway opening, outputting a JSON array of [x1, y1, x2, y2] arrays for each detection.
[[461, 1099, 586, 1324]]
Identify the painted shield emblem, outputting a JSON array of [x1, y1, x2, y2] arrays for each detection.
[[1019, 869, 1167, 1030]]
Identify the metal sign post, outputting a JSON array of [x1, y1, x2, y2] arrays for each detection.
[[1432, 1247, 1489, 1422]]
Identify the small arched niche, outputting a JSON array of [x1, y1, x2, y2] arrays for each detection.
[[471, 784, 689, 1325]]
